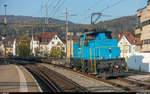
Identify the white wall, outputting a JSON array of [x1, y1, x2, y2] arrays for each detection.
[[30, 40, 39, 55], [47, 35, 66, 51], [125, 53, 150, 72], [118, 36, 134, 53], [13, 39, 17, 56]]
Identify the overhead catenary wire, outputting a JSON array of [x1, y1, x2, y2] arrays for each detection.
[[81, 0, 126, 24], [40, 0, 61, 24], [52, 0, 66, 18], [80, 0, 107, 24], [53, 0, 62, 9], [48, 0, 55, 16], [49, 0, 62, 17], [42, 0, 127, 24], [48, 0, 105, 24], [88, 0, 105, 11], [48, 0, 67, 24], [101, 0, 125, 12]]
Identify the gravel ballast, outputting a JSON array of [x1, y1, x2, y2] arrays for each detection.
[[41, 63, 125, 92]]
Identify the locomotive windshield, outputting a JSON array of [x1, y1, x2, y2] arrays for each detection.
[[85, 31, 112, 41], [86, 34, 96, 41], [79, 31, 112, 46]]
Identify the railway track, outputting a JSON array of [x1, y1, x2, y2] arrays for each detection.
[[105, 78, 150, 92], [25, 64, 88, 92], [42, 63, 150, 92], [117, 78, 150, 90], [5, 58, 150, 92], [25, 65, 62, 92]]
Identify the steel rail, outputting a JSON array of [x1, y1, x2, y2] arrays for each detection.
[[41, 63, 150, 92], [25, 66, 63, 92], [40, 65, 88, 92]]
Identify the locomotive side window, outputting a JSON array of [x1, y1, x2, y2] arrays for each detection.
[[105, 33, 112, 39], [84, 34, 96, 46], [86, 34, 96, 41]]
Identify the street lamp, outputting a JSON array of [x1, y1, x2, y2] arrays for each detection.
[[4, 4, 7, 25], [3, 4, 7, 57]]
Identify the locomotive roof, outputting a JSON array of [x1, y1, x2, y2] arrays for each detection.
[[80, 30, 112, 37]]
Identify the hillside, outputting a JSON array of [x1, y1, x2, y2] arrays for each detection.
[[0, 15, 74, 40], [0, 15, 74, 24], [98, 15, 137, 34], [0, 15, 137, 40], [69, 15, 137, 39]]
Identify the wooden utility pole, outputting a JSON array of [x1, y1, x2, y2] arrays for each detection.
[[45, 4, 48, 24], [31, 25, 34, 56], [65, 8, 68, 58]]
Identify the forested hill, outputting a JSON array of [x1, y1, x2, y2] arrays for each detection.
[[69, 15, 137, 39], [0, 15, 74, 24], [0, 15, 137, 40], [98, 15, 137, 33]]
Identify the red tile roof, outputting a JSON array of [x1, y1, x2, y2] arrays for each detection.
[[33, 32, 57, 44], [119, 32, 142, 45], [3, 38, 15, 47]]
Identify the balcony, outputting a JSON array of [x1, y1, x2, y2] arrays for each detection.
[[141, 44, 150, 52], [137, 11, 141, 17], [135, 28, 141, 35]]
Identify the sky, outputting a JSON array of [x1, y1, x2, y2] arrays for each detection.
[[0, 0, 147, 24]]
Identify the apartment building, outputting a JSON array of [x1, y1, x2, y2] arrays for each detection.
[[135, 0, 150, 52]]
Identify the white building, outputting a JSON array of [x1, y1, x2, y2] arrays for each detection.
[[30, 32, 66, 57], [30, 35, 40, 55], [118, 32, 142, 56], [12, 39, 17, 56], [2, 38, 17, 56]]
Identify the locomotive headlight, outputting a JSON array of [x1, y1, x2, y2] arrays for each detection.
[[114, 65, 119, 69]]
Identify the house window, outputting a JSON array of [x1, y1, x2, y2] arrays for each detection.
[[134, 40, 137, 43], [8, 41, 11, 46], [148, 1, 150, 5], [143, 39, 150, 44]]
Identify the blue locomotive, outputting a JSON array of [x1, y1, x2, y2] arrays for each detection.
[[70, 30, 127, 77]]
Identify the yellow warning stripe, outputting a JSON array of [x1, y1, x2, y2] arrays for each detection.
[[90, 48, 93, 72]]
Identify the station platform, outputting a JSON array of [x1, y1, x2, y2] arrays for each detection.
[[0, 64, 42, 92]]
